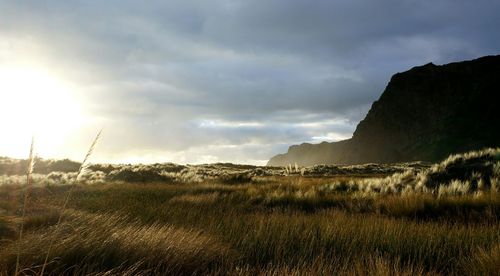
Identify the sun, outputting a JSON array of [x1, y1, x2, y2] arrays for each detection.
[[0, 65, 86, 158]]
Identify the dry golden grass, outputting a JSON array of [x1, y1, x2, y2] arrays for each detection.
[[1, 180, 499, 275], [40, 130, 101, 275], [463, 243, 500, 276], [1, 148, 500, 274], [1, 210, 234, 275], [14, 137, 35, 276]]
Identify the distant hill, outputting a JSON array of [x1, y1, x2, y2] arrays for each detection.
[[0, 157, 81, 175], [268, 55, 500, 166]]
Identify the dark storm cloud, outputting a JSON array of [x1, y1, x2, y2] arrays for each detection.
[[1, 0, 499, 164]]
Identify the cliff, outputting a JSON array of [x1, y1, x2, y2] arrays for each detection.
[[268, 55, 500, 166]]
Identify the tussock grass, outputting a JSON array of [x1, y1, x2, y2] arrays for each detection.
[[1, 148, 500, 274], [226, 255, 434, 276], [44, 182, 496, 275], [0, 210, 234, 275], [1, 181, 499, 274], [463, 243, 500, 276], [311, 148, 500, 197], [0, 157, 424, 186]]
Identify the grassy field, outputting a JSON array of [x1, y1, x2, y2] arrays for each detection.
[[1, 149, 500, 275]]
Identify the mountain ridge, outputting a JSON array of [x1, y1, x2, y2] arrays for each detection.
[[268, 55, 500, 166]]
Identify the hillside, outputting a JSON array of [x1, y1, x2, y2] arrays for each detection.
[[268, 55, 500, 166]]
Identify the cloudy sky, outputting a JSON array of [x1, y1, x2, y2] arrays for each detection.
[[0, 1, 499, 165]]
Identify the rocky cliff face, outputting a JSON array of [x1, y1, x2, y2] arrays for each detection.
[[268, 55, 500, 166]]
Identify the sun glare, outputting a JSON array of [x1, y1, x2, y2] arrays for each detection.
[[0, 66, 85, 158]]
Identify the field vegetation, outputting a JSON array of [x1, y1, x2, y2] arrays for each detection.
[[0, 149, 499, 275]]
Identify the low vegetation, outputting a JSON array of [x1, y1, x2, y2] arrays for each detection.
[[0, 149, 499, 275]]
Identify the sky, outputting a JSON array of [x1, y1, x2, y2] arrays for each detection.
[[0, 0, 499, 165]]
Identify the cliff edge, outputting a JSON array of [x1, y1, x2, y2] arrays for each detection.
[[268, 55, 500, 166]]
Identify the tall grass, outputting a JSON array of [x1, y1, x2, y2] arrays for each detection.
[[1, 148, 500, 274], [40, 130, 101, 275], [33, 182, 497, 274], [1, 180, 499, 274], [2, 210, 233, 275], [14, 136, 35, 276], [463, 243, 500, 276]]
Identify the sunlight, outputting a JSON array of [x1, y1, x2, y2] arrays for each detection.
[[0, 65, 85, 158]]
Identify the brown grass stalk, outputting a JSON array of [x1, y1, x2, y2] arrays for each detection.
[[40, 130, 101, 275], [14, 136, 35, 276]]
